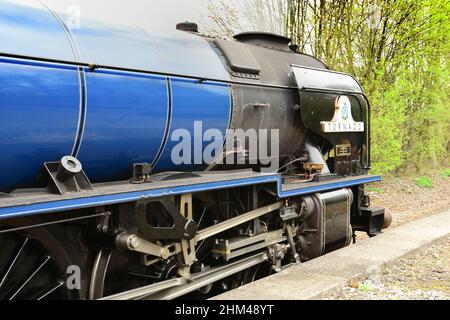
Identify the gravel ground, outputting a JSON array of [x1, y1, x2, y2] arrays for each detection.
[[366, 172, 450, 228], [325, 237, 450, 300], [325, 172, 450, 300]]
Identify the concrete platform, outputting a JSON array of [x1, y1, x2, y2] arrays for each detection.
[[212, 209, 450, 300]]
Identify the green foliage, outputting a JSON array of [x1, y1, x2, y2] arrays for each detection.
[[366, 187, 384, 194], [440, 169, 450, 178], [358, 283, 374, 292], [372, 55, 450, 174], [371, 87, 407, 174], [414, 176, 434, 188]]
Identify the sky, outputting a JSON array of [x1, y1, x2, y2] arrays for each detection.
[[14, 0, 210, 32]]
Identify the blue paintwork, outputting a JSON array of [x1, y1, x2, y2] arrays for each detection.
[[0, 56, 232, 189], [153, 32, 230, 80], [0, 1, 74, 60], [42, 1, 229, 80], [0, 58, 80, 191], [66, 19, 166, 73], [0, 175, 382, 220], [77, 69, 169, 182], [278, 176, 382, 197], [154, 78, 232, 171]]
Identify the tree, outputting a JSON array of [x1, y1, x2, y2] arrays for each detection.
[[203, 0, 288, 38]]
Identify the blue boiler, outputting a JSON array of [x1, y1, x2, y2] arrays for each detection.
[[0, 0, 232, 191]]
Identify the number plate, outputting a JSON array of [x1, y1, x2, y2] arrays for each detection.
[[336, 144, 351, 157]]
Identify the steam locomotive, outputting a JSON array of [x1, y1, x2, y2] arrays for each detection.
[[0, 0, 389, 300]]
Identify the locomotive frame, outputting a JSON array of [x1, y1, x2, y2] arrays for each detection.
[[0, 168, 382, 300]]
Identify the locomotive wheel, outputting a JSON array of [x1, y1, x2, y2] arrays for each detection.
[[88, 250, 179, 299], [89, 250, 112, 299], [238, 262, 273, 287], [0, 230, 78, 300]]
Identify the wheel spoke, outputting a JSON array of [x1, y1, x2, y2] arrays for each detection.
[[0, 237, 29, 290], [36, 281, 65, 300], [1, 232, 73, 300], [8, 255, 51, 300]]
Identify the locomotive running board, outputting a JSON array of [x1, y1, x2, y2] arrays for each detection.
[[0, 171, 381, 220]]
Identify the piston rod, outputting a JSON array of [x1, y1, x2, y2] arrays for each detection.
[[195, 201, 284, 242], [99, 277, 186, 301], [143, 252, 268, 300]]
